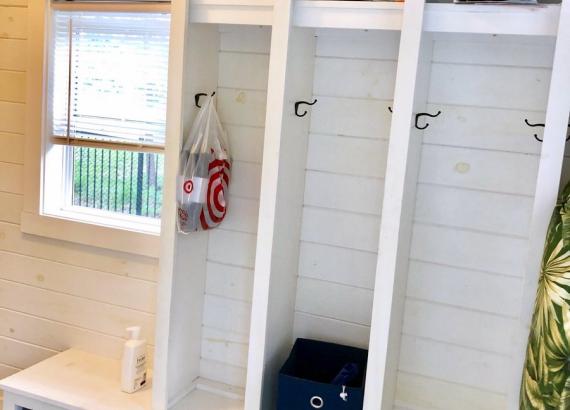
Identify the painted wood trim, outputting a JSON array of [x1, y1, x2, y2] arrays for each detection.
[[189, 0, 273, 26], [22, 0, 45, 216], [364, 2, 428, 409], [242, 3, 288, 407], [294, 0, 403, 31], [424, 3, 560, 36], [245, 0, 312, 407], [152, 1, 191, 409], [20, 212, 160, 258], [509, 2, 570, 409], [292, 1, 559, 36]]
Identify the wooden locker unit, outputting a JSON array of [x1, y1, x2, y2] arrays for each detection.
[[154, 1, 570, 410]]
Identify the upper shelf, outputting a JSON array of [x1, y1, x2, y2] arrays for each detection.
[[188, 0, 560, 37], [424, 2, 561, 36], [295, 1, 404, 30], [189, 0, 274, 25], [296, 1, 560, 35]]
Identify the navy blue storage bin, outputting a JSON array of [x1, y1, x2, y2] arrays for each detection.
[[277, 338, 368, 410]]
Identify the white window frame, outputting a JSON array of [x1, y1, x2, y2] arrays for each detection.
[[22, 1, 170, 258]]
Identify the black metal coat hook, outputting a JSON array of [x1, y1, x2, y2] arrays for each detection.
[[388, 106, 393, 113], [524, 119, 570, 142], [415, 111, 442, 130], [524, 119, 545, 142], [295, 99, 318, 117], [195, 91, 216, 108]]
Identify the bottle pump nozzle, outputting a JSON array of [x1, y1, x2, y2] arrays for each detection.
[[126, 326, 141, 341]]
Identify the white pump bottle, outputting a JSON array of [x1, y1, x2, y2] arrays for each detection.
[[121, 326, 147, 393]]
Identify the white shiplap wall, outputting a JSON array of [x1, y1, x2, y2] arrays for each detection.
[[293, 29, 399, 349], [395, 34, 555, 410], [0, 2, 159, 405], [199, 25, 271, 388]]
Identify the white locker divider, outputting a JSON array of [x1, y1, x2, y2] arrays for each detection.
[[154, 1, 570, 409], [511, 2, 570, 409], [365, 1, 428, 409], [244, 0, 315, 408]]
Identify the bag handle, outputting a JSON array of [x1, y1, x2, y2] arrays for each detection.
[[211, 99, 230, 155], [202, 95, 230, 159], [183, 94, 209, 153], [201, 95, 214, 154]]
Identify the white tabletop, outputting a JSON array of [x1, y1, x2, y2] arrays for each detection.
[[0, 349, 152, 410]]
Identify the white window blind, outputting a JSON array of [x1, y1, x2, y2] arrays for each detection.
[[50, 10, 170, 151]]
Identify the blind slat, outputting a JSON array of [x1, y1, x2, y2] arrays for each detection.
[[50, 10, 170, 149], [52, 3, 170, 14], [51, 136, 164, 154]]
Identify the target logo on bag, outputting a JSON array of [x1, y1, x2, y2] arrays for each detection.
[[183, 180, 194, 194], [200, 158, 231, 230]]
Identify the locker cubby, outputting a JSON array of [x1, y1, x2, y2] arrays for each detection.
[[287, 28, 399, 349], [244, 26, 401, 409], [155, 16, 272, 410], [393, 32, 558, 409]]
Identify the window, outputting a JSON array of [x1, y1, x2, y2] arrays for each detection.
[[71, 147, 164, 219], [43, 5, 170, 232]]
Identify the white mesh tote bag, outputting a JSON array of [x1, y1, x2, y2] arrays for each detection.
[[177, 95, 231, 233]]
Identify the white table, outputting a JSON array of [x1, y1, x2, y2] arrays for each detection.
[[0, 349, 152, 410]]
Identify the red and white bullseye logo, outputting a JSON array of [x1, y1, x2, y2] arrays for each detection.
[[199, 159, 231, 230], [183, 180, 194, 194]]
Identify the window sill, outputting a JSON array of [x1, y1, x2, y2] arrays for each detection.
[[20, 211, 160, 258]]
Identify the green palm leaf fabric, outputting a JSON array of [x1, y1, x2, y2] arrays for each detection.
[[521, 183, 570, 410]]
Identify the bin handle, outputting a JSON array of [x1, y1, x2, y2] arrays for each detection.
[[310, 396, 324, 409], [340, 385, 348, 402]]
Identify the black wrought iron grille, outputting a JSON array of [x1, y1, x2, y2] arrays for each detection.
[[72, 147, 164, 218]]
